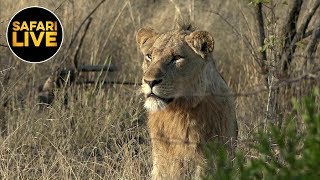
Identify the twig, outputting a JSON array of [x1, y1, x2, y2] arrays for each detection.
[[238, 2, 261, 71], [67, 0, 106, 50], [54, 0, 68, 12], [100, 1, 128, 56], [58, 0, 106, 70], [265, 67, 276, 129], [304, 29, 316, 39], [0, 67, 15, 75], [203, 10, 258, 62], [73, 18, 92, 69]]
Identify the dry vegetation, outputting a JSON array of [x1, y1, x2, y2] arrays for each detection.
[[0, 0, 319, 179]]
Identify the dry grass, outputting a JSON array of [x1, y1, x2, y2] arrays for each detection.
[[0, 84, 151, 179], [0, 0, 319, 179]]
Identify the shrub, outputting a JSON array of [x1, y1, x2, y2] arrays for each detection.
[[204, 89, 320, 179]]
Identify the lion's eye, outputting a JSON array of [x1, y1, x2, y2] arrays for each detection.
[[173, 55, 182, 60], [171, 55, 184, 64], [145, 54, 152, 62]]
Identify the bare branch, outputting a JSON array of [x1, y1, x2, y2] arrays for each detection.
[[54, 0, 68, 12], [67, 0, 106, 50], [305, 17, 320, 63], [280, 0, 320, 74], [213, 66, 320, 97], [288, 0, 320, 51], [203, 10, 259, 62], [77, 80, 139, 86], [280, 0, 303, 72], [282, 0, 303, 39], [76, 66, 320, 98], [304, 29, 315, 39], [57, 0, 107, 70], [298, 0, 320, 38], [254, 3, 268, 86], [73, 18, 92, 69]]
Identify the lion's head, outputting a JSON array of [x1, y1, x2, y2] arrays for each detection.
[[136, 25, 216, 111]]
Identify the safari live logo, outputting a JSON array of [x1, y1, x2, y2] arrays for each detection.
[[6, 6, 63, 63]]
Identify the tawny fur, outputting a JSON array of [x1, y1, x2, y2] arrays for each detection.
[[136, 24, 238, 179]]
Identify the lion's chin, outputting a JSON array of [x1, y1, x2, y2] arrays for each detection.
[[144, 96, 173, 112]]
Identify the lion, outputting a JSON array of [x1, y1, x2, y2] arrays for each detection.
[[136, 24, 238, 179]]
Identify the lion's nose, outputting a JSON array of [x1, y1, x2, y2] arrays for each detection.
[[144, 78, 163, 88]]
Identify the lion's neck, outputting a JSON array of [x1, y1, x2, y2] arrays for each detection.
[[186, 58, 230, 107], [147, 95, 230, 144], [204, 58, 229, 95]]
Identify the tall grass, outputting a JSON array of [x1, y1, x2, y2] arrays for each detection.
[[1, 83, 151, 179]]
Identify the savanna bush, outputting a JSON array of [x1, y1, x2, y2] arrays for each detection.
[[204, 88, 320, 179]]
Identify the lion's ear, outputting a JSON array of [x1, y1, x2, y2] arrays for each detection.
[[185, 31, 214, 58], [136, 27, 158, 48]]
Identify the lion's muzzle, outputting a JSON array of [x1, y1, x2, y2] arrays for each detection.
[[142, 78, 175, 111]]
